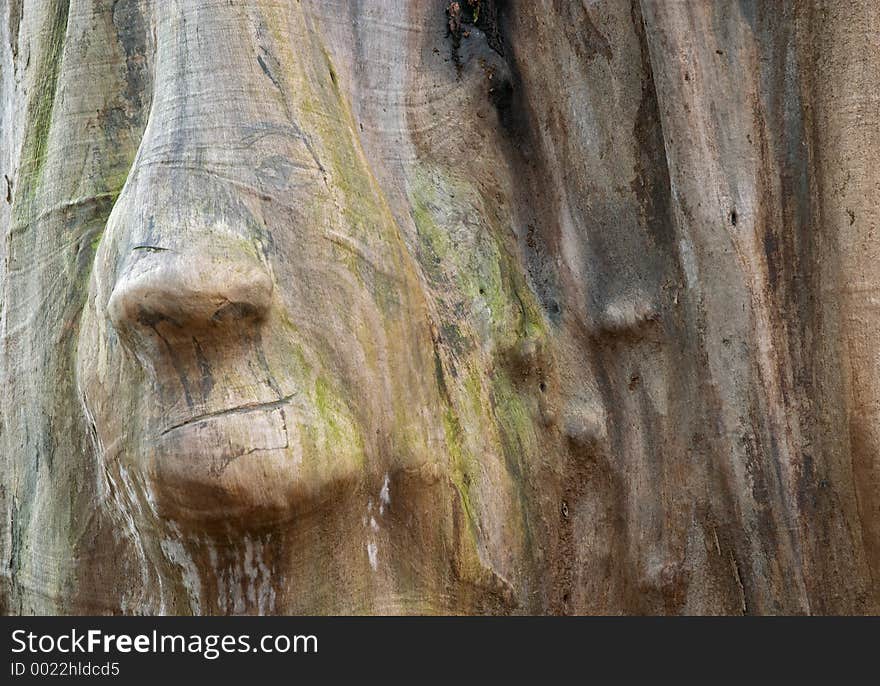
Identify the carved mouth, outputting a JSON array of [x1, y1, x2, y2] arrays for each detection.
[[159, 393, 297, 437], [142, 387, 365, 528], [149, 395, 305, 525], [156, 394, 298, 481]]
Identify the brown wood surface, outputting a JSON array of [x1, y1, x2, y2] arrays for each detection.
[[0, 0, 878, 614]]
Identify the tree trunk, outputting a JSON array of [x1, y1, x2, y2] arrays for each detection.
[[1, 0, 878, 614]]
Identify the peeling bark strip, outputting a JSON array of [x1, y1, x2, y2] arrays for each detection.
[[0, 0, 878, 615]]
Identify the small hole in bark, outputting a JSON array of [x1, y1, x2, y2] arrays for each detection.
[[730, 210, 738, 226], [539, 381, 547, 393]]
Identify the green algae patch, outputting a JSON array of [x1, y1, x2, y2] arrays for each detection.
[[408, 165, 546, 355], [406, 163, 548, 579], [263, 312, 368, 480], [489, 369, 537, 469], [278, 367, 368, 501], [17, 1, 69, 199], [264, 3, 415, 320], [314, 376, 352, 446], [443, 406, 478, 527]]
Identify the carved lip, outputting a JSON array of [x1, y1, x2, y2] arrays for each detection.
[[159, 393, 297, 437], [149, 395, 303, 525]]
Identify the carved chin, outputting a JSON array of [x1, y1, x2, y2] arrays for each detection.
[[143, 402, 358, 528]]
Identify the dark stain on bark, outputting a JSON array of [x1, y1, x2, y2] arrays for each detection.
[[630, 0, 675, 252], [256, 53, 284, 93], [446, 0, 506, 72], [763, 228, 779, 290], [556, 0, 613, 64], [253, 331, 284, 399], [7, 496, 22, 605], [474, 4, 565, 322], [192, 337, 214, 400], [111, 0, 150, 121], [8, 0, 23, 62]]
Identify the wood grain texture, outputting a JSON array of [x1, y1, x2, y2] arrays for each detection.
[[0, 0, 878, 615]]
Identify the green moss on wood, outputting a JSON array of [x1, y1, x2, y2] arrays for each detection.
[[13, 0, 70, 221], [408, 164, 546, 352]]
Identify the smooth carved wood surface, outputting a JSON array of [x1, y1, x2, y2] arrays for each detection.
[[1, 0, 878, 615]]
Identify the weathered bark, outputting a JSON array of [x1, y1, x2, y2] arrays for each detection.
[[0, 0, 878, 614]]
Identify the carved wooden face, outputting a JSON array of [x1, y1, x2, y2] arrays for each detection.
[[77, 1, 534, 514], [76, 4, 438, 526], [6, 0, 691, 615], [68, 0, 551, 611], [7, 0, 879, 616]]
